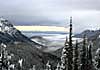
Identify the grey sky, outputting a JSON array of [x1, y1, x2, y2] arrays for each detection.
[[0, 0, 100, 32]]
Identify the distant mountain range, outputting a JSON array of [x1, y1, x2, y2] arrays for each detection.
[[75, 29, 100, 55], [75, 29, 100, 41]]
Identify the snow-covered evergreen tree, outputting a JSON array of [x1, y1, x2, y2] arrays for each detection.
[[61, 44, 68, 70], [60, 35, 69, 70], [45, 61, 51, 70], [17, 58, 23, 70], [29, 65, 36, 70], [0, 43, 8, 70], [60, 17, 73, 70], [32, 65, 36, 70], [56, 63, 60, 70], [95, 48, 100, 70], [0, 43, 13, 70], [0, 43, 16, 70], [60, 47, 68, 70]]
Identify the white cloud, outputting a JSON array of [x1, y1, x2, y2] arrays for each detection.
[[0, 0, 100, 32], [72, 10, 100, 33]]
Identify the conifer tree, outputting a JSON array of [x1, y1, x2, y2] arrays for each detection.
[[0, 43, 16, 70], [95, 48, 100, 70], [87, 42, 93, 64], [60, 36, 68, 70], [56, 63, 60, 70], [0, 43, 8, 70], [32, 65, 36, 70], [60, 17, 73, 70], [45, 61, 51, 70], [60, 47, 67, 70], [80, 35, 87, 70], [0, 43, 14, 70], [68, 16, 73, 70], [86, 42, 96, 70], [73, 40, 79, 70]]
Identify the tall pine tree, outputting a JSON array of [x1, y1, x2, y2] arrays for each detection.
[[60, 35, 69, 70], [68, 17, 73, 70], [87, 42, 93, 64]]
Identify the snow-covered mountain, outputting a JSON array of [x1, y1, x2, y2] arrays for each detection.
[[0, 18, 47, 49]]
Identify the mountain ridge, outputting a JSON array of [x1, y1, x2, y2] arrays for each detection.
[[0, 18, 48, 49], [0, 18, 60, 70]]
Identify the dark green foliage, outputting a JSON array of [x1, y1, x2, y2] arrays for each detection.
[[73, 40, 79, 70], [68, 17, 73, 70], [80, 35, 87, 70], [0, 42, 60, 70], [86, 42, 96, 70], [87, 42, 93, 64], [95, 48, 100, 69]]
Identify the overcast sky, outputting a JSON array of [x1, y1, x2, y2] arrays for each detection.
[[0, 0, 100, 32]]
